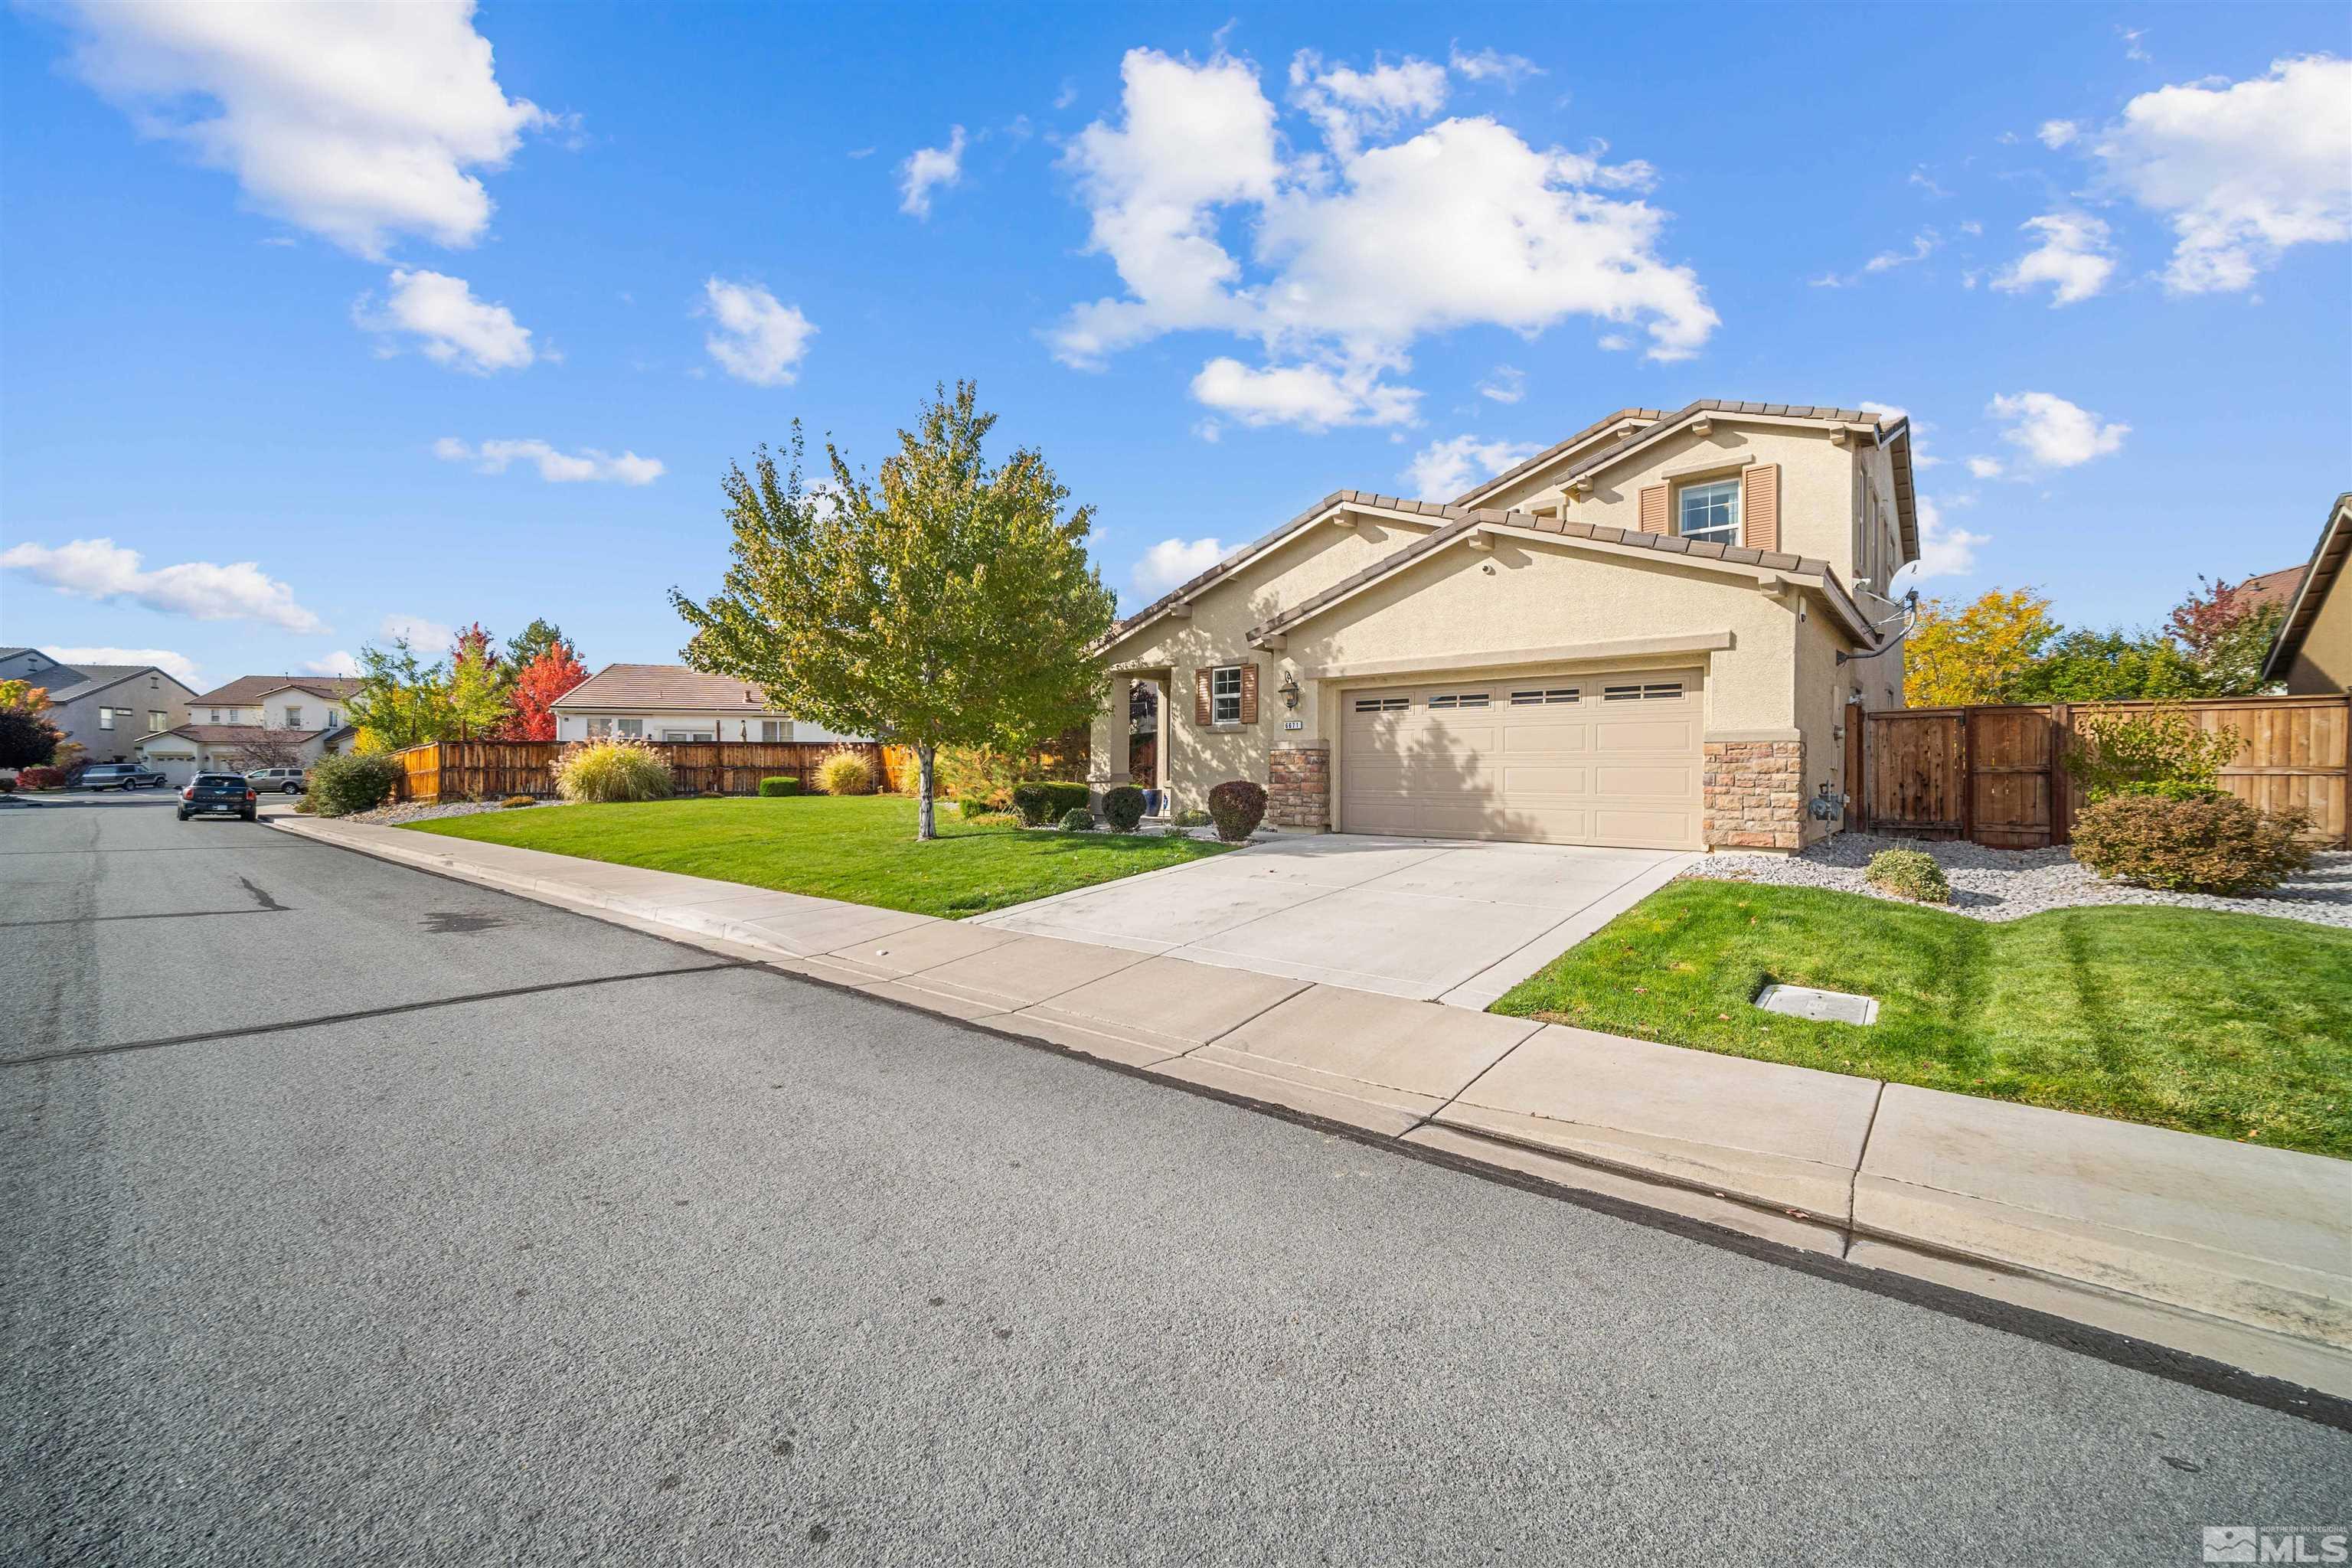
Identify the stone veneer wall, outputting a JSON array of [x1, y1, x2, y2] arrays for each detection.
[[1703, 740, 1804, 850], [1267, 742, 1331, 830]]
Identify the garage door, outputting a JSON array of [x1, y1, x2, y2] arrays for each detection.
[[1340, 668, 1703, 848]]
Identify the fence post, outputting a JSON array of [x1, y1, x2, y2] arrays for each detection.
[[2048, 702, 2071, 846]]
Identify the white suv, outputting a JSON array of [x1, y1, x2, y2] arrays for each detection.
[[247, 767, 309, 794]]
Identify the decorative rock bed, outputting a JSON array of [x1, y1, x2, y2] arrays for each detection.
[[339, 798, 573, 826], [1687, 831, 2352, 930]]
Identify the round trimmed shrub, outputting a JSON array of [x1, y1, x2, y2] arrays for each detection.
[[1100, 784, 1146, 832], [2070, 792, 2313, 894], [1058, 806, 1094, 831], [1207, 779, 1268, 842], [16, 766, 67, 790], [556, 738, 674, 803], [1864, 848, 1950, 904], [757, 776, 801, 798], [1011, 780, 1090, 826], [308, 753, 406, 818], [814, 750, 874, 796]]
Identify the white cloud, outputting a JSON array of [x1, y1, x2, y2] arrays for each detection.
[[1894, 495, 1989, 586], [1132, 537, 1231, 598], [2037, 119, 2080, 149], [354, 268, 533, 372], [53, 0, 547, 258], [898, 125, 966, 218], [1053, 48, 1717, 426], [434, 436, 662, 484], [701, 277, 815, 386], [1908, 167, 1951, 199], [1190, 358, 1417, 430], [303, 651, 362, 678], [1449, 44, 1543, 90], [1402, 435, 1540, 501], [1477, 364, 1526, 404], [1988, 391, 2128, 469], [379, 613, 455, 651], [2092, 55, 2352, 294], [1991, 212, 2118, 305], [1966, 456, 2006, 479], [2117, 26, 2151, 64], [0, 538, 324, 632], [1864, 230, 1939, 273], [44, 645, 201, 684]]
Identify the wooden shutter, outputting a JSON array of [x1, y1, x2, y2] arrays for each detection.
[[1240, 663, 1259, 724], [1742, 464, 1780, 552], [1194, 668, 1212, 727], [1638, 484, 1668, 534]]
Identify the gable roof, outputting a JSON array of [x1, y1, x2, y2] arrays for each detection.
[[188, 675, 363, 706], [136, 724, 337, 746], [2233, 564, 2306, 614], [2262, 493, 2352, 684], [1452, 407, 1664, 507], [551, 662, 774, 711], [46, 664, 156, 701]]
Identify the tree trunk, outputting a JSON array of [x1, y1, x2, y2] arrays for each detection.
[[916, 743, 937, 841]]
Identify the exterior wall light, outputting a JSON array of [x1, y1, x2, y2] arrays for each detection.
[[1278, 673, 1302, 710]]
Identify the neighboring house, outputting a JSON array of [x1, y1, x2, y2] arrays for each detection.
[[1089, 400, 1919, 852], [134, 675, 364, 785], [2232, 563, 2306, 616], [0, 648, 198, 765], [2262, 492, 2352, 696], [550, 663, 865, 743]]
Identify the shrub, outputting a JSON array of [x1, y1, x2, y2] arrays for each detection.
[[16, 766, 66, 789], [1100, 784, 1145, 832], [2063, 704, 2244, 802], [963, 809, 1021, 829], [814, 750, 874, 796], [556, 738, 674, 803], [1171, 807, 1212, 828], [1010, 780, 1090, 826], [308, 753, 406, 817], [934, 745, 1021, 811], [1207, 779, 1268, 842], [1058, 807, 1094, 831], [757, 776, 801, 798], [0, 776, 13, 793], [501, 795, 537, 808], [1864, 848, 1950, 904], [2070, 792, 2313, 894], [292, 795, 316, 814]]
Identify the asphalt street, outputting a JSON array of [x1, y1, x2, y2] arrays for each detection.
[[4, 792, 2347, 1565]]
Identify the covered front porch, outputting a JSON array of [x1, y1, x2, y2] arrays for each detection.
[[1094, 668, 1171, 815]]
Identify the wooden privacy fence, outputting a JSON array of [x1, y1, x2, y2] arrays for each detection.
[[392, 739, 899, 804], [1855, 694, 2350, 849]]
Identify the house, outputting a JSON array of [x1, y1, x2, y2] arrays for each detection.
[[134, 675, 364, 784], [2262, 492, 2352, 696], [550, 663, 866, 743], [0, 648, 198, 765], [1089, 400, 1918, 852]]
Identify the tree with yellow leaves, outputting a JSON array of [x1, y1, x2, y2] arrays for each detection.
[[1903, 588, 2056, 706]]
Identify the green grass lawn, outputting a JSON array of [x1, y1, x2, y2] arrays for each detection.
[[1491, 880, 2352, 1160], [402, 795, 1231, 919]]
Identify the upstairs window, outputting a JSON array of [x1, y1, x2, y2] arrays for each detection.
[[1677, 479, 1740, 545], [149, 710, 168, 732], [283, 706, 303, 729], [1211, 666, 1243, 724], [98, 707, 116, 730]]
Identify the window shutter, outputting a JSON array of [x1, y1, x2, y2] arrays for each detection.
[[1742, 464, 1780, 552], [1638, 484, 1668, 534], [1240, 663, 1259, 724], [1194, 668, 1212, 727]]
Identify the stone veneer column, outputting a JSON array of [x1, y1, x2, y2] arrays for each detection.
[[1703, 739, 1804, 850], [1267, 742, 1331, 830]]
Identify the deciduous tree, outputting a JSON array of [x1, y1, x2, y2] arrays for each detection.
[[446, 622, 513, 740], [2165, 575, 2285, 696], [502, 639, 589, 740], [673, 382, 1117, 840], [347, 639, 451, 752], [0, 680, 64, 770], [1903, 588, 2056, 706]]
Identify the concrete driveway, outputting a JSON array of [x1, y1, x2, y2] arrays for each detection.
[[971, 833, 1695, 1008]]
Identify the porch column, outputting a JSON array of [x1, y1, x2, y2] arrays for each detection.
[[1089, 675, 1132, 811]]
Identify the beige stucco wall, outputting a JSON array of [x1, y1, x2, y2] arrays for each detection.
[[2284, 581, 2352, 695]]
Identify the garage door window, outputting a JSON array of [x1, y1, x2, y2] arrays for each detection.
[[1353, 695, 1407, 714], [1510, 688, 1579, 705], [1427, 692, 1490, 710], [1603, 681, 1686, 701]]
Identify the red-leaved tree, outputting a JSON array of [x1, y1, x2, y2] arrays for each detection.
[[501, 640, 589, 740]]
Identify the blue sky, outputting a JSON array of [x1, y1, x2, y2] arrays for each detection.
[[3, 2, 2347, 692]]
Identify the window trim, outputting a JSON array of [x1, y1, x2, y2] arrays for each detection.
[[1210, 665, 1244, 725], [1674, 477, 1741, 545]]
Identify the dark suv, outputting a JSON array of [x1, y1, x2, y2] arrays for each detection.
[[79, 763, 168, 790], [179, 773, 258, 822]]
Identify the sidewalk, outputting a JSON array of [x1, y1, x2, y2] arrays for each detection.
[[273, 811, 2352, 1399]]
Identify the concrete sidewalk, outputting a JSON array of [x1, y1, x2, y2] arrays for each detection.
[[273, 812, 2352, 1397]]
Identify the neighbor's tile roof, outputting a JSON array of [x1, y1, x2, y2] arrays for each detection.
[[46, 665, 162, 701], [139, 724, 335, 746], [551, 662, 775, 711], [188, 675, 364, 705], [1252, 501, 1837, 639], [2233, 564, 2306, 613]]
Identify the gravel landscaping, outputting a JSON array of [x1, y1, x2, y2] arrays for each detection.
[[1687, 831, 2352, 929], [339, 798, 573, 826]]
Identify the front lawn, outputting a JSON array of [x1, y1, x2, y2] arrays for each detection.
[[403, 795, 1230, 919], [1491, 880, 2352, 1159]]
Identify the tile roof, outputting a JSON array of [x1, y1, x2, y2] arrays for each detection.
[[188, 674, 364, 705], [2233, 564, 2306, 613], [551, 663, 776, 711], [138, 724, 337, 746], [1452, 407, 1664, 505], [46, 665, 164, 702], [2262, 493, 2352, 683]]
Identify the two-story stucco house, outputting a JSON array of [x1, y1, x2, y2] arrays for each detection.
[[550, 664, 866, 743], [0, 648, 198, 766], [135, 675, 364, 783], [1089, 400, 1919, 852]]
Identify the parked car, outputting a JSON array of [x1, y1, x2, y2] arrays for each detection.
[[78, 763, 168, 791], [247, 766, 309, 795], [178, 773, 258, 822]]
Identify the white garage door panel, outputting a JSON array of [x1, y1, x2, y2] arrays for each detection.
[[1341, 668, 1702, 849]]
